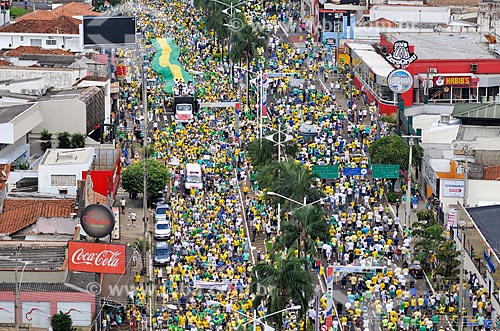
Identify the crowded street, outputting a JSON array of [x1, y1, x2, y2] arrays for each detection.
[[108, 0, 499, 330]]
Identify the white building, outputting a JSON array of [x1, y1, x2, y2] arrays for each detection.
[[38, 148, 94, 196], [370, 5, 451, 25]]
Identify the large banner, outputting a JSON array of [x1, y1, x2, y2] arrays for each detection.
[[68, 241, 126, 275], [151, 37, 195, 93]]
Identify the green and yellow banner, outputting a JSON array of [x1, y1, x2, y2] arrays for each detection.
[[151, 38, 194, 93]]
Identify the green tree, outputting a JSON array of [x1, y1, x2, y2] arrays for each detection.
[[368, 135, 423, 171], [280, 205, 329, 258], [247, 138, 274, 168], [40, 129, 52, 152], [121, 159, 169, 200], [70, 133, 86, 148], [252, 252, 313, 330], [57, 132, 72, 148], [434, 241, 460, 282], [258, 161, 323, 211], [230, 23, 267, 105], [51, 311, 72, 331]]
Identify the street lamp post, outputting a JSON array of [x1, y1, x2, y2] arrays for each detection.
[[402, 135, 420, 229]]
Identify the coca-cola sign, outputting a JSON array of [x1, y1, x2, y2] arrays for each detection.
[[68, 241, 126, 274], [80, 204, 115, 239]]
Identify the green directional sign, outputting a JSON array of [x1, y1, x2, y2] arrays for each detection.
[[312, 165, 339, 179], [371, 164, 400, 179]]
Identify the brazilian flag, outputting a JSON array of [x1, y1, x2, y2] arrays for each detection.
[[151, 37, 194, 93]]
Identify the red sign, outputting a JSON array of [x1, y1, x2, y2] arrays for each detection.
[[68, 241, 126, 274], [434, 76, 471, 87]]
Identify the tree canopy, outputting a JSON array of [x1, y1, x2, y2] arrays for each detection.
[[368, 135, 423, 171], [51, 311, 72, 331], [121, 159, 169, 199]]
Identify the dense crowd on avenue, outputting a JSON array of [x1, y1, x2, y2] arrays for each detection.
[[101, 0, 500, 330]]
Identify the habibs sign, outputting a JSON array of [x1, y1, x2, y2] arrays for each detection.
[[68, 241, 126, 274]]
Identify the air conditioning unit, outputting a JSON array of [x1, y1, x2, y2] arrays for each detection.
[[20, 89, 29, 95], [440, 114, 451, 124], [58, 187, 68, 195], [470, 63, 478, 71], [31, 89, 40, 96], [429, 68, 438, 74]]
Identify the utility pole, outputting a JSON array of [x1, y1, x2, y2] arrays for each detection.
[[140, 47, 151, 331], [14, 244, 22, 331], [458, 244, 465, 331], [402, 135, 421, 229], [463, 144, 470, 207]]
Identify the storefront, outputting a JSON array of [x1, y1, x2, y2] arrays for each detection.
[[347, 32, 500, 114]]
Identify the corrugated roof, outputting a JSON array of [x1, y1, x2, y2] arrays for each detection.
[[0, 198, 75, 235], [453, 102, 500, 119], [467, 204, 500, 256], [0, 283, 84, 292]]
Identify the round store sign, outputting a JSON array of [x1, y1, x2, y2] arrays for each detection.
[[387, 69, 414, 94]]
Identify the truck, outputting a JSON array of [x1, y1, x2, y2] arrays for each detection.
[[173, 96, 198, 123]]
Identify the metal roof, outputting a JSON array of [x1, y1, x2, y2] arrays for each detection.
[[467, 204, 500, 254], [0, 282, 85, 293], [453, 102, 500, 119]]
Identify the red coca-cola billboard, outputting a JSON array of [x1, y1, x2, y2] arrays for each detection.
[[68, 241, 126, 274]]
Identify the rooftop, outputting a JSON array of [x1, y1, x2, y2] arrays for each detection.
[[3, 46, 73, 57], [0, 283, 85, 292], [38, 86, 101, 101], [0, 199, 75, 235], [467, 204, 500, 255], [371, 4, 450, 12], [382, 32, 498, 60], [348, 43, 395, 78], [453, 102, 500, 119], [0, 15, 81, 35], [0, 104, 33, 123], [15, 2, 97, 21], [41, 148, 94, 166]]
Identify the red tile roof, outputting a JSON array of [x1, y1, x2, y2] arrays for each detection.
[[0, 15, 81, 34], [0, 60, 10, 67], [4, 46, 73, 57], [0, 164, 10, 191], [16, 2, 97, 21], [0, 198, 75, 235]]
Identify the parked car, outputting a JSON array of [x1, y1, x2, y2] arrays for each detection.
[[154, 220, 171, 240], [154, 204, 169, 223], [408, 261, 424, 279], [154, 241, 170, 266]]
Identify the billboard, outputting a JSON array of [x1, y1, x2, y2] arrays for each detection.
[[80, 204, 115, 239], [442, 180, 465, 198], [68, 241, 126, 274], [83, 16, 137, 49]]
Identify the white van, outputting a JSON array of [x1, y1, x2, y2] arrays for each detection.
[[184, 163, 203, 190]]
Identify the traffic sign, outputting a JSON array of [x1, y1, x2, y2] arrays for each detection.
[[343, 167, 362, 176], [312, 165, 339, 179], [371, 164, 400, 178]]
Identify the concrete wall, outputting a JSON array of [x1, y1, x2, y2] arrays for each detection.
[[12, 104, 43, 144], [0, 33, 82, 52], [468, 179, 500, 206], [0, 269, 67, 283], [0, 78, 45, 95], [353, 26, 434, 41], [476, 150, 500, 167], [34, 99, 86, 135], [39, 162, 90, 196], [0, 67, 87, 89]]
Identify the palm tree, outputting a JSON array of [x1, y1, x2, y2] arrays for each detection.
[[280, 205, 329, 259], [252, 251, 313, 330], [247, 133, 298, 169], [257, 161, 324, 212], [230, 23, 268, 106]]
